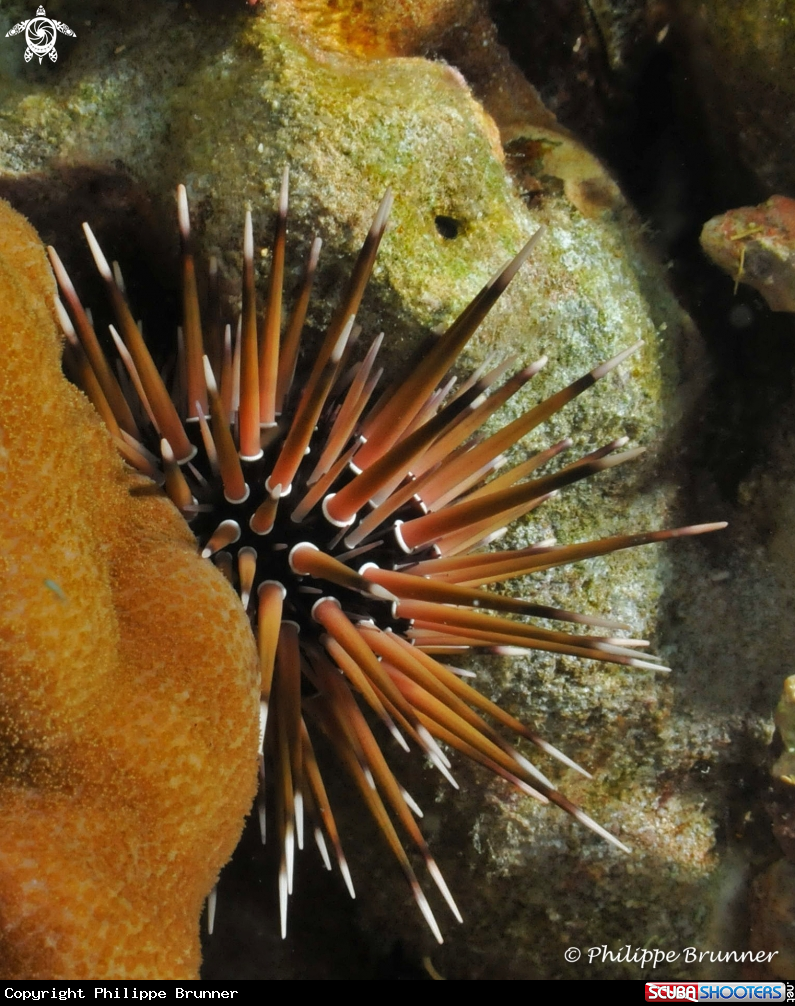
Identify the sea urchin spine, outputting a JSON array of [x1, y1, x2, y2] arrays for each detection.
[[49, 175, 725, 943]]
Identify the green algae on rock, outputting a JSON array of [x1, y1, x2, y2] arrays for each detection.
[[0, 0, 735, 980]]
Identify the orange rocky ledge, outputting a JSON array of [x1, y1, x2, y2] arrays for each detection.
[[0, 199, 260, 979]]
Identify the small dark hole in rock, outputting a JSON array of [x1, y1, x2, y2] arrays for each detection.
[[435, 215, 460, 239]]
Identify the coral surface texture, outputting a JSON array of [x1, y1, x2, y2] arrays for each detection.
[[0, 199, 259, 979]]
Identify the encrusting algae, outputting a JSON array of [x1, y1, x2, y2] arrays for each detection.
[[0, 199, 259, 980]]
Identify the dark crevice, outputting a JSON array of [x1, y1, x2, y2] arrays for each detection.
[[491, 1, 795, 509], [434, 215, 460, 240]]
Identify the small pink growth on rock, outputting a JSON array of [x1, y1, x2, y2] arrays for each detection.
[[701, 195, 795, 312]]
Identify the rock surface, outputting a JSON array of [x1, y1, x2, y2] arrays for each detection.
[[701, 197, 795, 312], [674, 0, 795, 197], [0, 0, 766, 981]]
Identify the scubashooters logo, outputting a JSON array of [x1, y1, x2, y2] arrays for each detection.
[[5, 6, 75, 63], [645, 985, 785, 1003]]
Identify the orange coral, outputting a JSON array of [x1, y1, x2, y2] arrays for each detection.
[[0, 199, 260, 979]]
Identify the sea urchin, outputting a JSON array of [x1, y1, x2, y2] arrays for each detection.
[[47, 172, 724, 944]]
